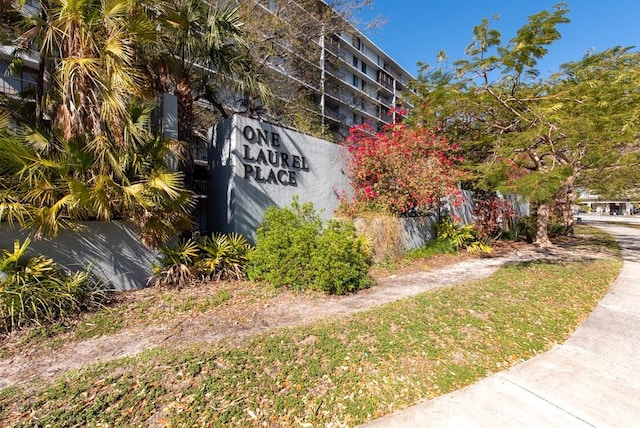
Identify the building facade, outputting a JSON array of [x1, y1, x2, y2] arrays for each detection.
[[322, 30, 413, 137], [242, 0, 414, 141]]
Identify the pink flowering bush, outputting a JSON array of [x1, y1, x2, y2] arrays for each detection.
[[341, 114, 466, 216]]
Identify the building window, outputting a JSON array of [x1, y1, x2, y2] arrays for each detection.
[[361, 80, 367, 92], [352, 56, 359, 68], [361, 62, 367, 74], [352, 36, 361, 50], [0, 62, 37, 95], [377, 70, 394, 91], [352, 75, 359, 87]]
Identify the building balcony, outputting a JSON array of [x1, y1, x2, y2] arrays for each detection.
[[325, 109, 346, 123], [192, 145, 208, 166], [377, 78, 394, 93], [0, 74, 36, 99], [325, 68, 346, 82], [325, 86, 354, 104], [191, 179, 208, 198]]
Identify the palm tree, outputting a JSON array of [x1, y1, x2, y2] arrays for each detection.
[[0, 99, 194, 247], [2, 0, 195, 247], [10, 0, 55, 127], [12, 0, 150, 143], [146, 0, 272, 142]]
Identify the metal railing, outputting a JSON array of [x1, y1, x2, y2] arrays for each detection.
[[325, 109, 346, 122], [191, 180, 208, 197], [0, 76, 36, 97], [192, 145, 208, 164]]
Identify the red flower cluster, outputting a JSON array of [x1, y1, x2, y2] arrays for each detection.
[[342, 117, 465, 215]]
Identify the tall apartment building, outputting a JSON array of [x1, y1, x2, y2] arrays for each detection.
[[242, 0, 414, 141], [323, 30, 413, 137], [1, 1, 413, 140]]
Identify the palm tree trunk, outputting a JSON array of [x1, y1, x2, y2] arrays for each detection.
[[175, 76, 193, 143], [35, 48, 46, 128], [31, 3, 51, 128]]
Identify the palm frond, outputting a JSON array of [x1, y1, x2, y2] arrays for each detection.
[[146, 171, 186, 199]]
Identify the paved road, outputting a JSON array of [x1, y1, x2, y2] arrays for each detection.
[[361, 223, 640, 428], [578, 214, 640, 225]]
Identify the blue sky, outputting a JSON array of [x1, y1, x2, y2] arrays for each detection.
[[357, 1, 640, 77]]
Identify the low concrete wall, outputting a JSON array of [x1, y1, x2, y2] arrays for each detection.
[[354, 191, 529, 261], [354, 215, 438, 262], [400, 216, 438, 250], [0, 222, 159, 291]]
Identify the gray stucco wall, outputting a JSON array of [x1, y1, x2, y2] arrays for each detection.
[[0, 222, 159, 290], [400, 216, 439, 250], [355, 190, 530, 260], [209, 115, 352, 241]]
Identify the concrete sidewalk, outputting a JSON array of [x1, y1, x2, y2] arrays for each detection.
[[361, 224, 640, 428]]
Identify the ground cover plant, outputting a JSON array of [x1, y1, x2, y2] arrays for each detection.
[[0, 280, 274, 354], [0, 226, 621, 426]]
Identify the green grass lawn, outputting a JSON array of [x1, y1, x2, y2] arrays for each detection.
[[0, 238, 621, 427]]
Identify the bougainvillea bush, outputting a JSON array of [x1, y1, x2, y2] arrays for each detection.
[[341, 114, 467, 216]]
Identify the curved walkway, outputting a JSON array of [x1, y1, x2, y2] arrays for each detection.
[[362, 223, 640, 427]]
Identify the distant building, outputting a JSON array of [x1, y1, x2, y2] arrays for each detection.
[[577, 190, 639, 215]]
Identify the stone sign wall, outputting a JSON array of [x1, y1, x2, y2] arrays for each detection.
[[208, 115, 352, 241]]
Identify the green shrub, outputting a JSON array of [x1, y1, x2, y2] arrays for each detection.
[[515, 216, 536, 243], [0, 239, 99, 333], [508, 216, 565, 242], [435, 217, 492, 255], [247, 199, 322, 292], [247, 199, 372, 294], [309, 220, 374, 294], [435, 217, 476, 250], [548, 221, 565, 237], [406, 239, 457, 259]]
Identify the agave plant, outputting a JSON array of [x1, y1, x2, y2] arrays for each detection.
[[197, 233, 253, 281]]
